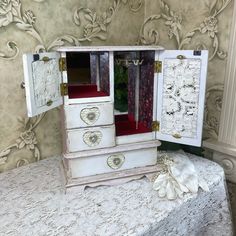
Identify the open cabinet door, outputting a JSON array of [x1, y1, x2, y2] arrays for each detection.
[[23, 52, 63, 117], [155, 50, 208, 147]]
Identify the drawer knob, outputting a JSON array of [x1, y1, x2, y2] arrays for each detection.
[[83, 131, 102, 147], [107, 154, 125, 170], [80, 107, 100, 125]]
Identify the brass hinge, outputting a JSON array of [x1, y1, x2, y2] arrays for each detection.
[[152, 121, 160, 131], [154, 61, 162, 73], [59, 57, 67, 71], [46, 100, 53, 106], [42, 56, 50, 62], [60, 83, 68, 96]]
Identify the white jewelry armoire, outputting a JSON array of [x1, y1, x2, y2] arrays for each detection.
[[22, 46, 208, 188]]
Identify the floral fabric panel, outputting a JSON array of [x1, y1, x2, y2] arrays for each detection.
[[161, 59, 201, 138], [90, 54, 97, 84], [32, 59, 61, 108], [90, 53, 110, 94], [128, 62, 136, 116], [99, 52, 110, 95], [139, 51, 154, 129]]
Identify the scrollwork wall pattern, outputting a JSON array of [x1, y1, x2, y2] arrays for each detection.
[[0, 0, 144, 171], [138, 0, 232, 139], [0, 0, 233, 172], [0, 114, 44, 167], [203, 84, 224, 139], [0, 0, 42, 59], [73, 0, 143, 42], [138, 0, 231, 60]]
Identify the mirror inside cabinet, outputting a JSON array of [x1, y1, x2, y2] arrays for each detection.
[[114, 51, 155, 136], [66, 51, 110, 99]]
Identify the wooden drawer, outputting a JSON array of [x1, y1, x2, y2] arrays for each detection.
[[66, 146, 158, 178], [63, 102, 114, 129], [66, 125, 115, 152]]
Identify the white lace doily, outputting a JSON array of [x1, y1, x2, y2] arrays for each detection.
[[0, 154, 233, 236]]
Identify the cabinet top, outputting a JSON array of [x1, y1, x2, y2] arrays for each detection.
[[57, 45, 165, 52]]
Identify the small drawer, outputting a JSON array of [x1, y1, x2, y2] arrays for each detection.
[[63, 102, 114, 129], [67, 147, 157, 178], [66, 125, 115, 152]]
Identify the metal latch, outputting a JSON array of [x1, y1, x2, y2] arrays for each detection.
[[59, 57, 67, 71], [42, 56, 50, 62], [154, 61, 162, 73], [46, 100, 53, 106], [177, 55, 186, 60], [60, 83, 68, 96], [172, 133, 182, 139], [152, 121, 160, 131]]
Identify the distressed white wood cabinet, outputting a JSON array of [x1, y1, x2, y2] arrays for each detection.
[[22, 46, 208, 188]]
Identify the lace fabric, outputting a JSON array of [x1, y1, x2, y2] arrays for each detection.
[[0, 154, 233, 236]]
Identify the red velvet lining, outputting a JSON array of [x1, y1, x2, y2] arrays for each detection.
[[115, 114, 151, 136], [68, 84, 109, 99]]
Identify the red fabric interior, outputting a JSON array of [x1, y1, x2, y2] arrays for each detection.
[[115, 114, 151, 136], [68, 84, 109, 99]]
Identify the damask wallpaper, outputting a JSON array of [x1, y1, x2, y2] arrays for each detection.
[[0, 0, 233, 172]]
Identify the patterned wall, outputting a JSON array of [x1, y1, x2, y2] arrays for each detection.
[[0, 0, 233, 172]]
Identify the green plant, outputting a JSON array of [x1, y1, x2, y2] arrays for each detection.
[[114, 65, 128, 112]]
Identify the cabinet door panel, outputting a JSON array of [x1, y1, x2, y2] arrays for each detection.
[[155, 50, 208, 146], [23, 52, 63, 117]]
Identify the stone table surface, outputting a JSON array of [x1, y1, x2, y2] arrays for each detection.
[[0, 154, 233, 236]]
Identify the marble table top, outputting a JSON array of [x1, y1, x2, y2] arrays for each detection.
[[0, 154, 233, 236]]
